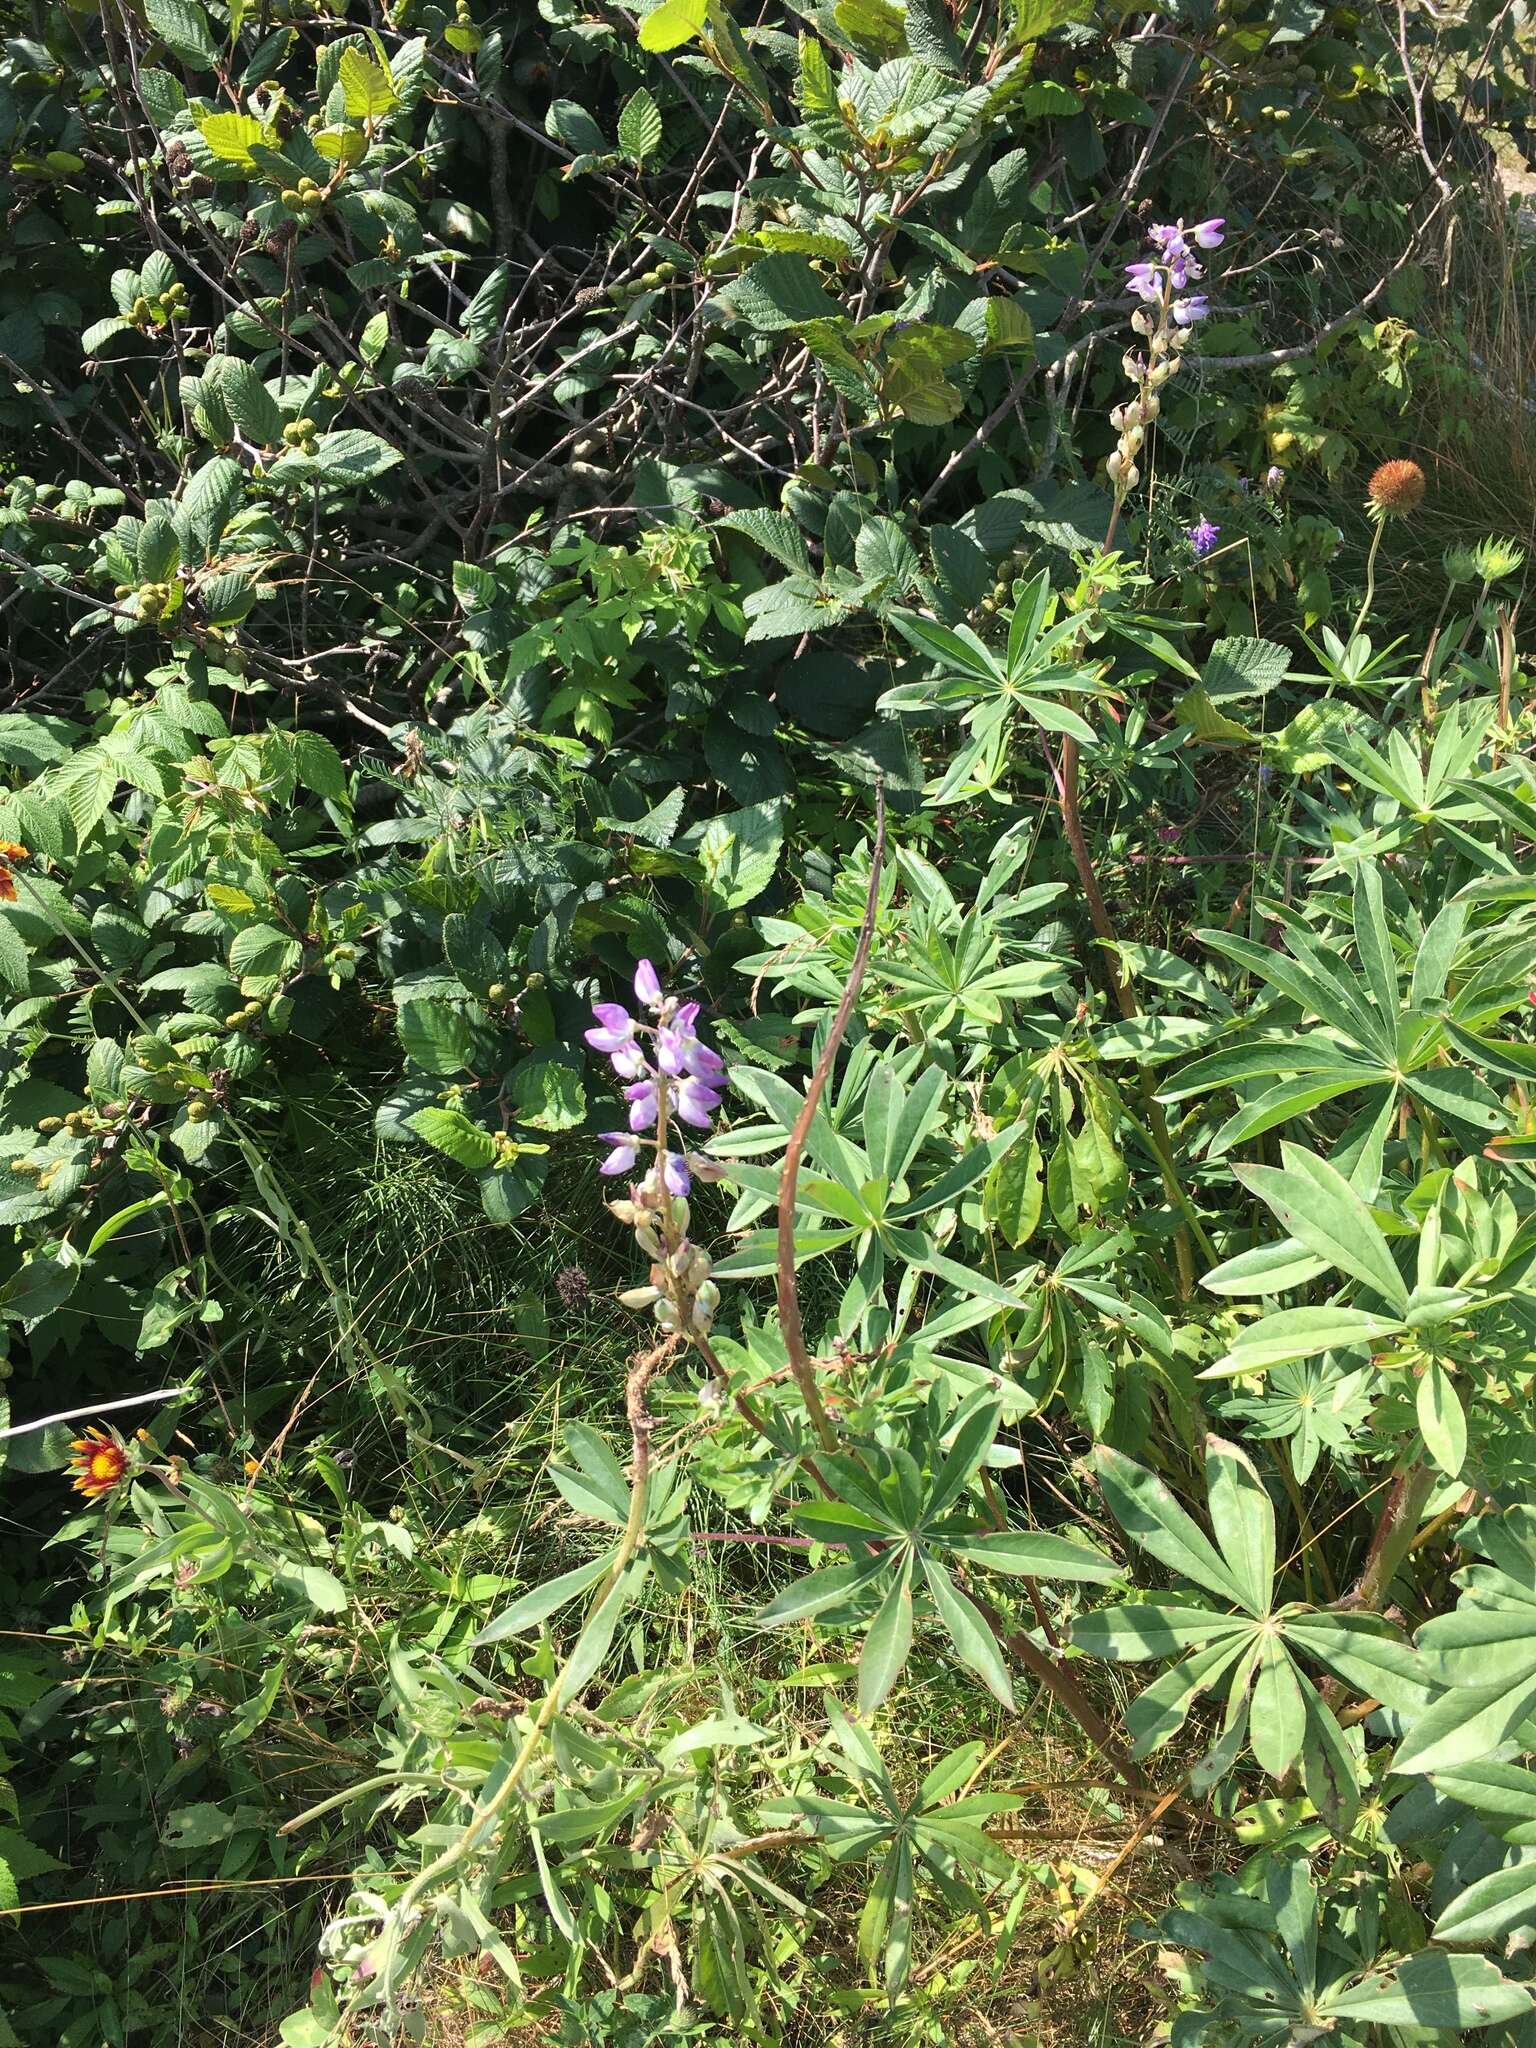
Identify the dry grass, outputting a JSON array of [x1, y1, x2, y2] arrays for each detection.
[[1408, 185, 1536, 560]]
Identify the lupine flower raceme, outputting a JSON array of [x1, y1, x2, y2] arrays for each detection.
[[586, 959, 726, 1342], [1107, 219, 1225, 500]]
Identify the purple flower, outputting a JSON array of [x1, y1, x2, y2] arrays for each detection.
[[660, 1150, 691, 1197], [599, 1132, 640, 1177], [1188, 517, 1220, 558], [685, 1039, 724, 1083], [657, 1002, 726, 1083], [674, 1075, 723, 1128], [1147, 222, 1187, 257], [1124, 261, 1161, 302], [585, 1002, 635, 1054], [633, 959, 663, 1011], [1172, 295, 1209, 327], [1191, 218, 1225, 249], [1264, 465, 1285, 492], [625, 1078, 659, 1132]]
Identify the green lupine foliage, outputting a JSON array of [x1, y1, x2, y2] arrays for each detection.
[[4, 0, 1536, 2037]]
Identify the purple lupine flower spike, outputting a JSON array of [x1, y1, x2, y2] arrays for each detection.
[[589, 956, 724, 1217]]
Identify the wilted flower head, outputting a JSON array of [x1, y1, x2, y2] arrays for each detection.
[[554, 1265, 591, 1311], [1366, 459, 1426, 520], [1188, 516, 1221, 559]]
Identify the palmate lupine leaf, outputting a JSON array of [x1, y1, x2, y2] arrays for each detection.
[[1075, 1438, 1430, 1829], [758, 1395, 1117, 1713], [763, 1705, 1018, 1994]]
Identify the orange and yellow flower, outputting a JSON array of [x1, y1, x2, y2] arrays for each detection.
[[67, 1426, 129, 1500], [0, 841, 27, 905]]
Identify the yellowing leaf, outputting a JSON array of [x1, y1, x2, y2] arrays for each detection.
[[206, 883, 258, 913], [337, 46, 399, 118], [196, 111, 274, 167], [1175, 687, 1253, 745], [638, 0, 707, 51], [312, 127, 366, 166]]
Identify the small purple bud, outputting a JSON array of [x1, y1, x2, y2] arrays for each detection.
[[633, 959, 663, 1010], [661, 1151, 692, 1197], [1191, 217, 1225, 249], [1172, 295, 1209, 327], [1265, 464, 1285, 492]]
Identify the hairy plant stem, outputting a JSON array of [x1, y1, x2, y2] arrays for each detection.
[[775, 778, 887, 1453], [970, 1587, 1148, 1791], [1348, 1458, 1438, 1612]]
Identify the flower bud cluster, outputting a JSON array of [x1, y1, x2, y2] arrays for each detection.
[[586, 959, 726, 1342], [1108, 218, 1224, 499]]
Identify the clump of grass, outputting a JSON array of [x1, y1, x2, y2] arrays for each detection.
[[1386, 187, 1536, 607]]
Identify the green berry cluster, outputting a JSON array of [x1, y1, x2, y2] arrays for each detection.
[[279, 176, 325, 216], [609, 260, 678, 306], [131, 279, 189, 327]]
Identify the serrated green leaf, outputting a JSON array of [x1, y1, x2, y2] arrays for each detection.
[[338, 46, 399, 117], [617, 86, 663, 162]]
